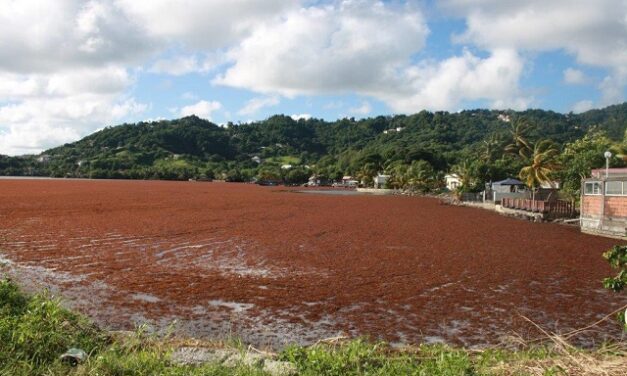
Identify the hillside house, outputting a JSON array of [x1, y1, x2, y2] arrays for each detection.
[[581, 168, 627, 238], [444, 173, 461, 191]]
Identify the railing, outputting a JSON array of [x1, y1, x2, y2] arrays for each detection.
[[501, 198, 575, 217]]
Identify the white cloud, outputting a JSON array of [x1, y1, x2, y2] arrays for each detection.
[[572, 100, 594, 114], [149, 53, 226, 76], [441, 0, 627, 104], [180, 100, 222, 120], [0, 95, 146, 155], [563, 68, 587, 85], [349, 101, 372, 115], [0, 0, 152, 73], [238, 96, 280, 116], [215, 0, 429, 96], [149, 56, 203, 76], [0, 66, 147, 155], [291, 113, 312, 121], [116, 0, 296, 50], [375, 49, 531, 112], [214, 1, 529, 112]]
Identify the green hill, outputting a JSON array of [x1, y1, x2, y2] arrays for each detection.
[[1, 103, 627, 186]]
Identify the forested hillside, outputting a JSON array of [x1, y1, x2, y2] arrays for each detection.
[[2, 103, 627, 198]]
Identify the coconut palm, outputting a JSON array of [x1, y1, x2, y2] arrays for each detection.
[[505, 120, 532, 159], [518, 139, 560, 200], [452, 160, 476, 193], [385, 162, 408, 190], [356, 162, 378, 187], [405, 160, 435, 193], [480, 133, 504, 162]]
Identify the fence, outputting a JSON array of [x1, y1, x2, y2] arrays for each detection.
[[460, 192, 484, 202], [501, 198, 575, 217]]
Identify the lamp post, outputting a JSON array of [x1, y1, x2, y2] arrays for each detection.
[[604, 151, 612, 178]]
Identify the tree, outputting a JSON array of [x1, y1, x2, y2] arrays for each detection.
[[356, 162, 379, 187], [452, 160, 476, 194], [505, 120, 533, 159], [385, 162, 408, 190], [518, 139, 560, 200], [557, 132, 615, 202], [602, 245, 627, 330], [480, 133, 504, 163], [405, 160, 436, 193]]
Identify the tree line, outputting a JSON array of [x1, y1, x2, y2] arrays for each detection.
[[1, 103, 626, 200]]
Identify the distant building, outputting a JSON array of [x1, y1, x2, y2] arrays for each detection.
[[251, 156, 261, 164], [308, 175, 330, 187], [497, 114, 511, 123], [37, 154, 50, 163], [341, 176, 359, 187], [581, 168, 627, 238], [281, 164, 292, 170], [491, 178, 527, 203], [373, 174, 390, 189], [444, 173, 461, 191]]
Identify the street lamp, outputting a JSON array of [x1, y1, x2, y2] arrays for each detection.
[[604, 151, 613, 178]]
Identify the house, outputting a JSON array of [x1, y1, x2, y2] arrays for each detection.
[[444, 173, 461, 191], [251, 156, 261, 164], [342, 175, 359, 187], [281, 164, 292, 170], [491, 178, 527, 203], [307, 175, 330, 187], [373, 174, 390, 189], [37, 154, 50, 163], [580, 168, 627, 238]]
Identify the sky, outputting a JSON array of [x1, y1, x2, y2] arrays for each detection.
[[1, 0, 627, 155]]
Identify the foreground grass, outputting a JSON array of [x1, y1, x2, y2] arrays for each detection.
[[0, 278, 625, 376]]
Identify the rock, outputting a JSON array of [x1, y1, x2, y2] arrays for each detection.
[[263, 359, 298, 376], [60, 348, 87, 367], [170, 346, 297, 375], [171, 347, 234, 365], [222, 351, 265, 368]]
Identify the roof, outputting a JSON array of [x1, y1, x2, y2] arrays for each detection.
[[590, 168, 627, 178], [492, 178, 525, 186]]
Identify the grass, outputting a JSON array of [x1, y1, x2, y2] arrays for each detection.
[[0, 277, 625, 375]]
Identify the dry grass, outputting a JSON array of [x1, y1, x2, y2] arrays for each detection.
[[488, 311, 627, 376]]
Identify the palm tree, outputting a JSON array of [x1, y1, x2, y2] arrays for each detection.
[[385, 162, 408, 190], [518, 139, 560, 200], [452, 160, 475, 194], [356, 162, 378, 187], [505, 120, 532, 159], [405, 160, 435, 193], [480, 133, 503, 163]]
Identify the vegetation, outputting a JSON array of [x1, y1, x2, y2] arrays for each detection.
[[602, 245, 627, 330], [0, 278, 625, 375], [1, 103, 627, 198]]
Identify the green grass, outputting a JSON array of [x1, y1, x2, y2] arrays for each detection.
[[0, 278, 624, 375]]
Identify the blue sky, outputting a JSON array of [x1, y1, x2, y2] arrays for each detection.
[[1, 0, 626, 155]]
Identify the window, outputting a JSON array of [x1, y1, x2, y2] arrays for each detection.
[[606, 181, 623, 195], [605, 181, 627, 196], [584, 181, 601, 195]]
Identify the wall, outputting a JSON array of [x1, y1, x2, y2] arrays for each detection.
[[581, 195, 627, 218]]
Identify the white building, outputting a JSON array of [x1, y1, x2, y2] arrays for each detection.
[[373, 174, 390, 189], [444, 173, 461, 191]]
